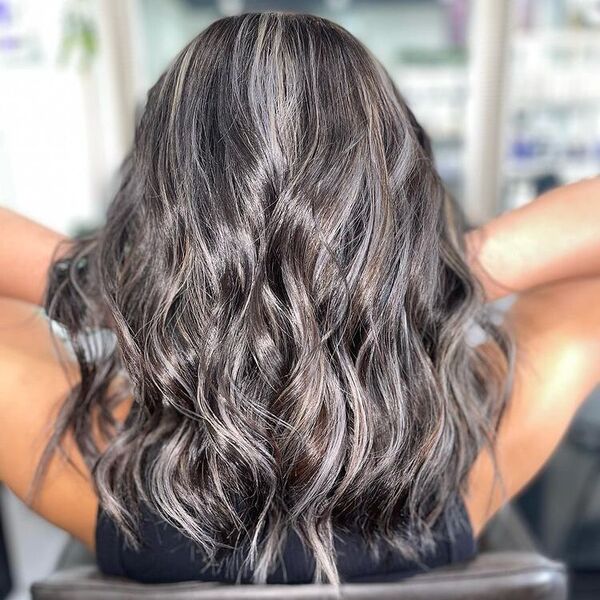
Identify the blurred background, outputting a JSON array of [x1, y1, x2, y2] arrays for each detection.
[[0, 0, 600, 598]]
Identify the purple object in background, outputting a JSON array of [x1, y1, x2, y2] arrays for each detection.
[[0, 0, 10, 23], [0, 0, 41, 62], [516, 0, 535, 30], [0, 0, 13, 57], [0, 36, 18, 51], [442, 0, 468, 47]]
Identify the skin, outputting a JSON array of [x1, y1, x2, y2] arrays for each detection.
[[0, 176, 599, 554]]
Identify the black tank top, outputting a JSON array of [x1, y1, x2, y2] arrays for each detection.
[[95, 496, 477, 584]]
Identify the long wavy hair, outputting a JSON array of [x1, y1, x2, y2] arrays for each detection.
[[40, 12, 513, 586]]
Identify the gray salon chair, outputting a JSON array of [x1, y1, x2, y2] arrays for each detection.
[[31, 505, 567, 600]]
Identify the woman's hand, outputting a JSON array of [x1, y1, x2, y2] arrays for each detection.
[[0, 207, 71, 305], [465, 176, 600, 302]]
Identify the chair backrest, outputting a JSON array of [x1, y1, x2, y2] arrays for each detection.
[[31, 551, 567, 600]]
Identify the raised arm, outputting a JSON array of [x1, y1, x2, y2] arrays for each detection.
[[463, 176, 600, 535], [466, 176, 600, 302], [0, 207, 70, 305]]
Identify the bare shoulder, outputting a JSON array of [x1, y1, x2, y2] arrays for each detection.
[[0, 297, 98, 550], [464, 277, 600, 536]]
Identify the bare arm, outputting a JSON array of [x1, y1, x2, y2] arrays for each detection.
[[0, 297, 132, 551], [464, 276, 600, 535], [464, 177, 600, 532], [0, 207, 70, 305], [0, 297, 96, 548], [466, 176, 600, 302]]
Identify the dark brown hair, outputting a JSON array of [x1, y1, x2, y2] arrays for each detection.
[[41, 12, 513, 585]]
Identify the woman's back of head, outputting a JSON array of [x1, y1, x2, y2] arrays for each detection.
[[43, 12, 513, 585]]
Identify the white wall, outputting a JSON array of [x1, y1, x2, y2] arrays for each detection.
[[0, 0, 130, 235]]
